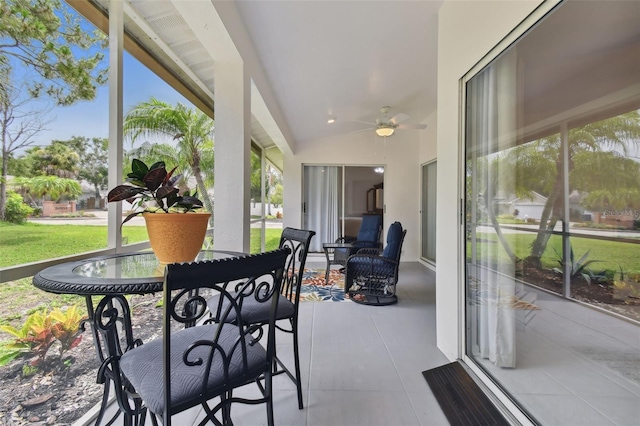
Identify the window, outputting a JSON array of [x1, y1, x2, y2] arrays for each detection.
[[250, 144, 283, 253], [421, 161, 436, 263]]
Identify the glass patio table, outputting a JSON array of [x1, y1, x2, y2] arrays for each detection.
[[32, 250, 244, 426]]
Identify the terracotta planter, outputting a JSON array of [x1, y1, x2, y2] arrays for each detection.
[[143, 212, 212, 264]]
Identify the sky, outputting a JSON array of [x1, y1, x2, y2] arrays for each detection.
[[12, 52, 191, 155], [9, 1, 192, 156]]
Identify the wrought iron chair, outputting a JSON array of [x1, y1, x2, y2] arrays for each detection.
[[207, 227, 315, 409], [345, 221, 406, 306], [119, 248, 290, 426]]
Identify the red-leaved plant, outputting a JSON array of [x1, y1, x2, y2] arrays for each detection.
[[107, 159, 204, 225]]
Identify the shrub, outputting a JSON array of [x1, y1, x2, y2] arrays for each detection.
[[3, 191, 34, 223], [49, 306, 83, 358], [0, 306, 84, 367], [30, 206, 42, 217], [552, 246, 607, 285], [0, 309, 55, 366], [613, 267, 640, 301]]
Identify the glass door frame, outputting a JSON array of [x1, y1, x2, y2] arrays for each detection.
[[456, 2, 560, 425]]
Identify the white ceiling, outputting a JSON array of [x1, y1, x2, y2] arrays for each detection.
[[104, 0, 443, 161], [234, 0, 443, 147]]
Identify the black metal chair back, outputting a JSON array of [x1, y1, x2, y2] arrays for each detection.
[[278, 227, 316, 319], [119, 248, 290, 426], [276, 227, 315, 408]]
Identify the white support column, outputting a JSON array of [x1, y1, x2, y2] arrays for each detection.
[[107, 0, 123, 251], [213, 62, 251, 253]]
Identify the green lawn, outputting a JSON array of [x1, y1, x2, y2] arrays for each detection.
[[250, 228, 283, 253], [472, 232, 640, 275], [0, 222, 149, 267], [0, 222, 283, 268]]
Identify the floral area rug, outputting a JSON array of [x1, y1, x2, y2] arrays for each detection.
[[298, 268, 349, 302]]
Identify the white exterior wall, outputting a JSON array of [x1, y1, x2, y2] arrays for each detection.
[[283, 130, 422, 262], [435, 0, 545, 361]]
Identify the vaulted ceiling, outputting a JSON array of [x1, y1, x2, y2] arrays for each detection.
[[233, 0, 443, 146], [92, 0, 443, 164]]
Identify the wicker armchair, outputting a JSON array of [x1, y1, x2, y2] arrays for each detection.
[[345, 222, 406, 305]]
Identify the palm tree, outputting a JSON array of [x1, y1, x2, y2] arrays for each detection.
[[500, 111, 640, 268], [123, 98, 215, 216], [12, 176, 82, 203]]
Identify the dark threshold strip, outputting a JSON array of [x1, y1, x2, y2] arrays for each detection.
[[422, 362, 510, 426]]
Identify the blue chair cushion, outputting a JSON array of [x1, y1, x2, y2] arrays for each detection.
[[382, 222, 403, 259], [356, 215, 382, 242]]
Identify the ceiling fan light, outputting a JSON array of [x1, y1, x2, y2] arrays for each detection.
[[375, 126, 395, 137]]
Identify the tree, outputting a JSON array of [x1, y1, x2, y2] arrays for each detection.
[[271, 183, 283, 208], [62, 136, 108, 197], [250, 152, 265, 205], [571, 151, 640, 212], [24, 140, 79, 177], [13, 175, 81, 203], [0, 67, 52, 220], [497, 111, 640, 268], [266, 166, 282, 212], [0, 0, 108, 106], [0, 0, 107, 220], [6, 154, 33, 177], [123, 98, 215, 217]]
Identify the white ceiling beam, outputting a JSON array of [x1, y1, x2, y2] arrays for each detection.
[[169, 0, 295, 155], [124, 1, 214, 100]]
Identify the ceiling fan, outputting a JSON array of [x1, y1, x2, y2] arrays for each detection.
[[351, 106, 427, 137]]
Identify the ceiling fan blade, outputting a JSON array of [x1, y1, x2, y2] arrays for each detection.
[[349, 119, 377, 126], [348, 127, 375, 134], [389, 113, 410, 125], [397, 123, 427, 130]]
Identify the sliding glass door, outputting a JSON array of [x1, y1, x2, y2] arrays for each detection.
[[464, 1, 640, 423], [303, 165, 384, 252]]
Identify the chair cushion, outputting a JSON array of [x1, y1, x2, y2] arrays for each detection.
[[207, 293, 295, 324], [356, 215, 381, 242], [120, 323, 266, 415], [382, 222, 403, 259]]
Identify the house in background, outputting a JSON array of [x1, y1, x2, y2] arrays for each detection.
[[499, 191, 547, 222]]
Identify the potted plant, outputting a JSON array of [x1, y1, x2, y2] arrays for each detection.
[[107, 159, 211, 264]]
